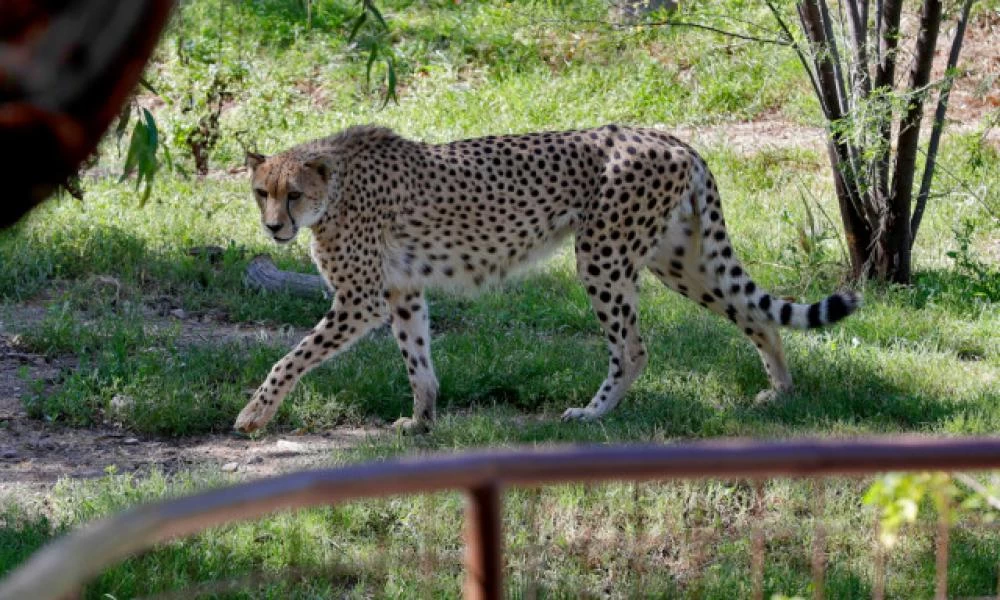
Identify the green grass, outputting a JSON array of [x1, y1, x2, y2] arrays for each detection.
[[1, 0, 999, 597]]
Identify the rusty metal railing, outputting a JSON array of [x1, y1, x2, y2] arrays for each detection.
[[3, 436, 1000, 600]]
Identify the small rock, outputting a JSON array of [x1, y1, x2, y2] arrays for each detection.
[[170, 308, 188, 320], [248, 455, 264, 465], [221, 461, 239, 472], [275, 439, 306, 454], [122, 437, 140, 445], [1, 449, 17, 459]]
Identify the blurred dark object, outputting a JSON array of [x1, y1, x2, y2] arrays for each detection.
[[0, 0, 175, 228]]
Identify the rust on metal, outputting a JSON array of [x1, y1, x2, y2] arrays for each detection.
[[464, 483, 503, 600], [751, 479, 765, 600]]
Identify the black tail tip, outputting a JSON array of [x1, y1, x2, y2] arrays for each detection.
[[825, 290, 861, 324]]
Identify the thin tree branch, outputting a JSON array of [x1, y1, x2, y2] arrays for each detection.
[[816, 0, 868, 209], [845, 0, 872, 98], [764, 1, 826, 112], [795, 0, 874, 278], [540, 17, 793, 46], [955, 473, 1000, 513], [871, 0, 903, 239], [911, 0, 976, 241], [648, 19, 794, 45]]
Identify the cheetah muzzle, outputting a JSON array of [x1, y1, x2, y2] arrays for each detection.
[[235, 125, 860, 434]]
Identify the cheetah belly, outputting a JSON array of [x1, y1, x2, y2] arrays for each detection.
[[383, 209, 581, 293]]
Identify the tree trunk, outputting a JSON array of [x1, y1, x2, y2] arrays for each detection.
[[881, 0, 942, 283]]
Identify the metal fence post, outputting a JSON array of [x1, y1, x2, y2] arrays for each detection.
[[464, 482, 504, 600]]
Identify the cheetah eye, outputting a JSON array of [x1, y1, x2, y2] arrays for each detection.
[[287, 191, 302, 201], [254, 188, 267, 199]]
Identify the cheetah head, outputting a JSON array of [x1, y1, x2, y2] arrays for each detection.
[[245, 151, 335, 244]]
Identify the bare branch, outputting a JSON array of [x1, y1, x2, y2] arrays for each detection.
[[955, 473, 1000, 513], [817, 0, 850, 117], [540, 16, 792, 46], [845, 0, 872, 99], [911, 0, 976, 240], [871, 0, 903, 224], [764, 1, 826, 111]]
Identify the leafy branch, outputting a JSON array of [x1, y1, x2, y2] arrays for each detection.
[[347, 0, 397, 106]]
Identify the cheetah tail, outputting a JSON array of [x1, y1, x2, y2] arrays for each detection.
[[746, 287, 862, 330]]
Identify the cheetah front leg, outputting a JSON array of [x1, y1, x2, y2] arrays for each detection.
[[387, 289, 439, 434], [234, 292, 387, 433]]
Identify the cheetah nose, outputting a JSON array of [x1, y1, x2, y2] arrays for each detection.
[[265, 222, 283, 233]]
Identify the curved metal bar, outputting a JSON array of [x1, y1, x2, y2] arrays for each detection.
[[4, 436, 1000, 599]]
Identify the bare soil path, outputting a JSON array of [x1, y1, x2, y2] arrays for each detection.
[[0, 306, 384, 505]]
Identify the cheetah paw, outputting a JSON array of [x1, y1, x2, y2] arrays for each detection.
[[392, 416, 431, 435], [561, 407, 599, 422], [234, 401, 272, 434], [754, 388, 788, 405]]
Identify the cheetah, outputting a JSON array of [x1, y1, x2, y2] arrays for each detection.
[[234, 125, 859, 433]]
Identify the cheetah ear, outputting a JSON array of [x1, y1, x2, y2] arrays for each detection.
[[304, 156, 334, 183], [245, 152, 266, 171]]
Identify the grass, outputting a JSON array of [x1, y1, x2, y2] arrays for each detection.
[[1, 0, 999, 597]]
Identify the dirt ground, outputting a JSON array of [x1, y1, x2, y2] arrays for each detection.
[[0, 306, 384, 506], [1, 11, 996, 504]]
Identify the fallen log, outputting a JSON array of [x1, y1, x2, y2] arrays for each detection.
[[244, 255, 328, 299]]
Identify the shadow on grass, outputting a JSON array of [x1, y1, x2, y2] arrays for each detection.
[[2, 228, 974, 441], [0, 223, 327, 327]]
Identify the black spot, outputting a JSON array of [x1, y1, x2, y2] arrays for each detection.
[[780, 303, 793, 325], [745, 281, 756, 294], [397, 307, 412, 320], [825, 294, 851, 323], [807, 302, 823, 327], [701, 293, 715, 303], [759, 294, 771, 311], [726, 305, 737, 323]]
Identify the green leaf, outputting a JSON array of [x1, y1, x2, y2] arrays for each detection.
[[142, 108, 159, 151], [120, 121, 146, 184], [382, 57, 398, 108]]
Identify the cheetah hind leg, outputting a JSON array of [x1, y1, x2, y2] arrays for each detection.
[[646, 238, 794, 405], [562, 256, 648, 422]]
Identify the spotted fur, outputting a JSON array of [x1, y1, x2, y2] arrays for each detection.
[[234, 125, 860, 433]]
